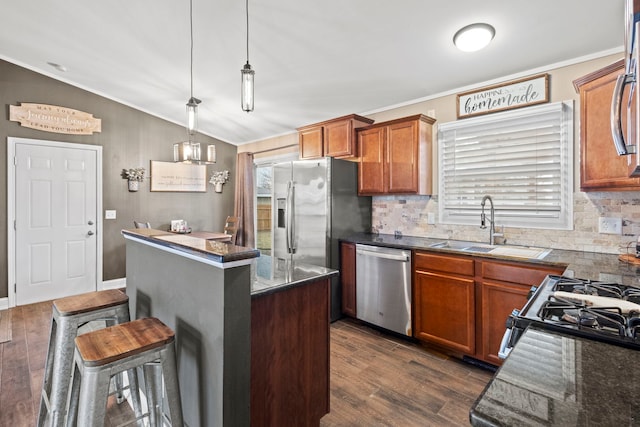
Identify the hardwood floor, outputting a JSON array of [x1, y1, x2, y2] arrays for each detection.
[[0, 302, 493, 426]]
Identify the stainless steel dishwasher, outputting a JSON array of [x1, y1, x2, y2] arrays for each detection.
[[355, 244, 412, 336]]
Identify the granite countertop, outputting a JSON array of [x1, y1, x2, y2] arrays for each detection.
[[122, 228, 260, 263], [341, 232, 640, 287], [470, 326, 640, 426], [251, 255, 338, 297]]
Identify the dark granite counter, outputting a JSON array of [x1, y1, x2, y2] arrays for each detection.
[[470, 326, 640, 426], [341, 232, 640, 287], [251, 255, 338, 297], [122, 228, 260, 264]]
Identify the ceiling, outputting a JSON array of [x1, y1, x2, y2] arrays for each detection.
[[0, 0, 624, 145]]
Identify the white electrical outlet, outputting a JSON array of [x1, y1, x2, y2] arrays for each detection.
[[105, 210, 117, 219], [427, 212, 435, 225], [598, 217, 622, 235]]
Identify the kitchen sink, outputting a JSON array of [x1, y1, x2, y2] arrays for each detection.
[[428, 240, 551, 260]]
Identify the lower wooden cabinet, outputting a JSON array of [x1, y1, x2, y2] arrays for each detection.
[[340, 241, 357, 317], [478, 260, 564, 365], [413, 250, 565, 366], [414, 251, 476, 354]]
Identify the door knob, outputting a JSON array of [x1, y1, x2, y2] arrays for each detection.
[[88, 220, 94, 225], [87, 231, 95, 236]]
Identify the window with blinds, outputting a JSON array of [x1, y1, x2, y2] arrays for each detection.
[[438, 101, 573, 230]]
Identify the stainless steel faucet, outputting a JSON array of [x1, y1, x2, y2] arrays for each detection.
[[480, 195, 496, 245]]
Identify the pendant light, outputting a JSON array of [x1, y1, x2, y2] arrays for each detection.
[[175, 0, 216, 164], [241, 0, 255, 112], [186, 0, 201, 135]]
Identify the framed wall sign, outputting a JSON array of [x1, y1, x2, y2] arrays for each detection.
[[456, 74, 550, 119], [150, 160, 207, 192]]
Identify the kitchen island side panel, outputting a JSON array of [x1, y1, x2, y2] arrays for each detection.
[[125, 238, 251, 427]]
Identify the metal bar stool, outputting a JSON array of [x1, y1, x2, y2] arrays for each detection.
[[37, 290, 142, 427], [67, 317, 184, 427]]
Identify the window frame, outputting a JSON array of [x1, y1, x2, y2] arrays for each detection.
[[437, 100, 574, 230]]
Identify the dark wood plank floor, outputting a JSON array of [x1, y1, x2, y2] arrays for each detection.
[[0, 302, 493, 426]]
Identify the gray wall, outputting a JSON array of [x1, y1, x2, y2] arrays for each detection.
[[0, 59, 237, 299]]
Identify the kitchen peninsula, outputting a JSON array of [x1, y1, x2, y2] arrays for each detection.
[[122, 229, 337, 427]]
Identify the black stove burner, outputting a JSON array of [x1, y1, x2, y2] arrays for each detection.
[[512, 275, 640, 349]]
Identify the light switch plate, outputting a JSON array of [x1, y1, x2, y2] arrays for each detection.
[[105, 210, 117, 219], [427, 212, 435, 225], [598, 217, 622, 234]]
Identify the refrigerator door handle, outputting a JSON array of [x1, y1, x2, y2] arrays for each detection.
[[285, 181, 292, 253], [289, 181, 297, 253]]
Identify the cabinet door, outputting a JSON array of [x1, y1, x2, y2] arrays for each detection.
[[413, 270, 475, 354], [299, 127, 324, 159], [340, 242, 357, 317], [577, 62, 640, 190], [479, 280, 528, 365], [387, 120, 419, 193], [358, 126, 386, 194], [324, 120, 354, 158]]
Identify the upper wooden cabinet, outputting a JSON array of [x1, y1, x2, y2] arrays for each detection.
[[573, 59, 640, 190], [297, 114, 374, 160], [357, 114, 435, 195]]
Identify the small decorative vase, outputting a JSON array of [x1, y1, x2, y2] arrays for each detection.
[[128, 180, 139, 192], [214, 182, 223, 193]]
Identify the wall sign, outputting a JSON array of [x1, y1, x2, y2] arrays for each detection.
[[9, 103, 102, 134], [150, 160, 207, 192], [456, 74, 549, 119]]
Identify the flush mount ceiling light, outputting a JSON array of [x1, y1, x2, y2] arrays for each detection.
[[240, 0, 255, 112], [453, 23, 495, 52], [175, 0, 215, 164]]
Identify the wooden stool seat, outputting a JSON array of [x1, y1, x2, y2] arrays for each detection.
[[53, 289, 129, 316], [38, 290, 138, 427], [75, 317, 175, 367], [68, 317, 184, 427]]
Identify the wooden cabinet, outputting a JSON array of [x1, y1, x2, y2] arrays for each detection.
[[414, 251, 476, 354], [297, 114, 374, 160], [574, 59, 640, 190], [413, 250, 565, 366], [357, 114, 435, 195], [478, 260, 564, 365], [340, 241, 357, 317]]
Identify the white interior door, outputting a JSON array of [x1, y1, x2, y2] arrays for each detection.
[[13, 140, 100, 305]]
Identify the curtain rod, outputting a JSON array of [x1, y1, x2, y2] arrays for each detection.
[[250, 143, 298, 155]]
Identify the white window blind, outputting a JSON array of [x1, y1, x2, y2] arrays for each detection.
[[438, 101, 573, 230]]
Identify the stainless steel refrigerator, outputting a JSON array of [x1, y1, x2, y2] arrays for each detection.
[[272, 157, 371, 321]]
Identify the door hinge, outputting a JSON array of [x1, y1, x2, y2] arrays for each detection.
[[14, 220, 16, 230], [14, 283, 16, 293], [14, 156, 17, 166]]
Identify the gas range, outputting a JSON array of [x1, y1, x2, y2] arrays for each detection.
[[500, 274, 640, 358]]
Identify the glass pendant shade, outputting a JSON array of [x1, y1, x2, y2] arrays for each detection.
[[174, 141, 200, 163], [186, 97, 201, 135], [241, 62, 255, 112], [173, 142, 216, 164]]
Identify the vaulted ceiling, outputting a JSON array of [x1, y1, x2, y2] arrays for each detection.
[[0, 0, 623, 145]]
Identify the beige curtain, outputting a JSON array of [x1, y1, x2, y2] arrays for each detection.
[[234, 152, 255, 247]]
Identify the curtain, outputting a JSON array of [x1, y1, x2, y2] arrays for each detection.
[[234, 152, 255, 247]]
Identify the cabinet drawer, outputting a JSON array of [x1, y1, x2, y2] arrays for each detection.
[[481, 261, 563, 286], [414, 251, 474, 276]]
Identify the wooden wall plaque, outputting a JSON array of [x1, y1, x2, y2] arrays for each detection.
[[150, 160, 207, 192], [9, 103, 102, 135]]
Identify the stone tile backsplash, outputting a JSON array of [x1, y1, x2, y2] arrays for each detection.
[[372, 192, 640, 255]]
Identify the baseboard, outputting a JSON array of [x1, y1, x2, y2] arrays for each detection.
[[0, 297, 8, 310], [100, 278, 126, 291]]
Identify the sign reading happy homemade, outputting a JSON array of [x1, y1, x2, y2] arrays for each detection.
[[9, 103, 102, 135], [456, 74, 549, 119]]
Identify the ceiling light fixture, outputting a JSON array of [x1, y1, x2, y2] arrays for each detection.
[[175, 0, 215, 164], [240, 0, 255, 112], [453, 23, 495, 52]]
